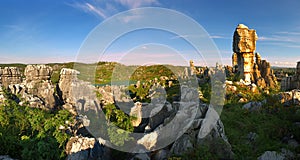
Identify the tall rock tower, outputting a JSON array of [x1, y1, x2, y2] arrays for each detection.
[[232, 24, 277, 88], [232, 24, 258, 83]]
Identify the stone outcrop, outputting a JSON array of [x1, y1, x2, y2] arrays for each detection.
[[232, 24, 277, 89], [281, 61, 300, 91], [277, 89, 300, 106], [57, 68, 100, 115], [189, 60, 200, 75], [0, 155, 17, 160], [0, 86, 5, 103], [66, 136, 105, 160], [2, 65, 58, 110], [23, 65, 57, 109], [258, 151, 284, 160], [0, 67, 22, 88], [130, 102, 142, 127]]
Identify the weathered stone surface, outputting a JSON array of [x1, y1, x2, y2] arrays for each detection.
[[243, 101, 263, 111], [257, 151, 284, 160], [232, 24, 277, 88], [2, 65, 57, 110], [0, 86, 5, 103], [197, 107, 234, 159], [66, 136, 104, 160], [233, 24, 258, 53], [23, 65, 57, 109], [152, 149, 169, 160], [58, 68, 100, 114], [137, 131, 159, 151], [97, 85, 114, 105], [170, 134, 193, 155], [281, 61, 300, 91], [189, 60, 200, 75], [277, 89, 300, 106], [0, 155, 16, 160], [130, 102, 142, 127], [0, 67, 22, 88], [24, 64, 52, 81]]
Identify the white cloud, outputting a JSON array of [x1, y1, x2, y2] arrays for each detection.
[[258, 30, 300, 50], [259, 36, 294, 42], [67, 2, 108, 19], [115, 0, 159, 9], [209, 35, 227, 39], [170, 35, 189, 39], [119, 14, 142, 23], [276, 31, 300, 35], [68, 0, 160, 19], [85, 3, 107, 18]]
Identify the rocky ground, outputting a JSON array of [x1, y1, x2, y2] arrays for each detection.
[[0, 63, 300, 160]]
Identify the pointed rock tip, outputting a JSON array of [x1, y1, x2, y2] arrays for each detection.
[[237, 24, 248, 29]]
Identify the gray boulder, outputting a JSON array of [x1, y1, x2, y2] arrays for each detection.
[[66, 136, 104, 160], [170, 134, 194, 155], [257, 151, 284, 160], [243, 101, 263, 111]]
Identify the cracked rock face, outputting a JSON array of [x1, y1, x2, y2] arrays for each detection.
[[232, 24, 277, 88], [233, 24, 258, 53], [0, 67, 22, 88], [281, 61, 300, 91], [66, 136, 104, 160], [57, 68, 100, 115], [23, 65, 57, 109]]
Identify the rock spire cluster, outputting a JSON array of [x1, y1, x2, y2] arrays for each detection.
[[232, 24, 277, 88], [281, 61, 300, 91]]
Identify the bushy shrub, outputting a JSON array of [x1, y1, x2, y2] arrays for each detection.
[[0, 92, 73, 159]]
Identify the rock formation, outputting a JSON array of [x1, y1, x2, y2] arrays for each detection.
[[281, 61, 300, 91], [0, 64, 233, 159], [66, 136, 105, 160], [23, 65, 57, 109], [57, 68, 100, 115], [232, 24, 277, 88], [0, 65, 58, 109], [0, 67, 22, 88], [130, 102, 142, 127], [189, 60, 200, 75]]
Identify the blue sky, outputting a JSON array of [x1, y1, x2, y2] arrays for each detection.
[[0, 0, 300, 67]]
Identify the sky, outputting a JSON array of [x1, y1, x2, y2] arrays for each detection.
[[0, 0, 300, 67]]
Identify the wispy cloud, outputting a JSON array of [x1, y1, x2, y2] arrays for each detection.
[[259, 31, 300, 49], [259, 36, 295, 42], [115, 0, 159, 9], [67, 2, 108, 19], [119, 14, 142, 23], [209, 35, 228, 39], [170, 35, 190, 39], [276, 31, 300, 35], [67, 0, 160, 19], [86, 3, 107, 18], [170, 34, 229, 40]]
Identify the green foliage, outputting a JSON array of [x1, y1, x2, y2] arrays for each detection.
[[199, 82, 211, 103], [102, 104, 134, 146], [221, 102, 300, 159], [225, 84, 266, 105], [107, 126, 133, 146], [0, 96, 73, 159], [165, 82, 180, 103], [128, 82, 152, 102], [50, 71, 60, 84], [180, 145, 218, 160]]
